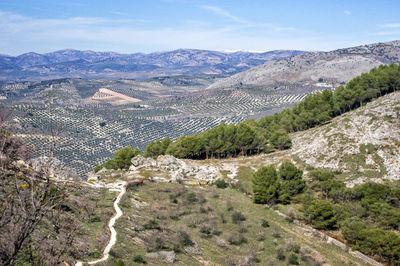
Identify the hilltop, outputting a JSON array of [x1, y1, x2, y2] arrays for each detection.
[[208, 40, 400, 90]]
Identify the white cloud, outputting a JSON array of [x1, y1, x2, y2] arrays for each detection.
[[344, 10, 351, 15], [200, 5, 247, 23], [199, 5, 294, 32]]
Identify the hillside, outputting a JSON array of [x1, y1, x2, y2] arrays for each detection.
[[84, 91, 400, 265], [115, 91, 400, 191], [208, 40, 400, 90], [0, 49, 305, 82], [291, 91, 400, 186]]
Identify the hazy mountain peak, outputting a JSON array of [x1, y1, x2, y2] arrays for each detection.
[[207, 40, 400, 90], [0, 49, 307, 82]]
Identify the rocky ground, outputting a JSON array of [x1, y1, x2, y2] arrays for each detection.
[[291, 91, 400, 186]]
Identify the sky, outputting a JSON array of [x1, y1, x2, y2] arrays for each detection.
[[1, 0, 400, 55]]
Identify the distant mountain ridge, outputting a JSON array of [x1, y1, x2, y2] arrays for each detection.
[[207, 40, 400, 90], [0, 49, 306, 82]]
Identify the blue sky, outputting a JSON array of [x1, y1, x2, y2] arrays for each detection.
[[1, 0, 400, 55]]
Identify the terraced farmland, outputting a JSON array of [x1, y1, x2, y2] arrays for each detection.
[[2, 78, 316, 177], [145, 87, 308, 118]]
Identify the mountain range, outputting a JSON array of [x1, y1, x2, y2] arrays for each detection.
[[0, 49, 305, 82], [208, 40, 400, 90]]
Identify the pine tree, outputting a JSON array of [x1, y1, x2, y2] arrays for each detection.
[[252, 166, 279, 204]]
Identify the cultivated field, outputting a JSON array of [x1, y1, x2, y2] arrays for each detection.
[[2, 78, 317, 177]]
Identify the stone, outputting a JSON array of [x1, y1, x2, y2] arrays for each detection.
[[128, 154, 220, 183], [145, 251, 176, 263]]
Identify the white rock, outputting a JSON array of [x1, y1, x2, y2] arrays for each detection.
[[145, 251, 176, 263]]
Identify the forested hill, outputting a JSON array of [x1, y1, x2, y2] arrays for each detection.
[[98, 63, 400, 171]]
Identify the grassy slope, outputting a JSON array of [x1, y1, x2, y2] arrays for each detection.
[[62, 183, 117, 264], [106, 182, 365, 265]]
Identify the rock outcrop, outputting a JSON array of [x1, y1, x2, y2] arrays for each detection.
[[30, 155, 79, 181], [145, 251, 176, 263], [128, 155, 220, 182]]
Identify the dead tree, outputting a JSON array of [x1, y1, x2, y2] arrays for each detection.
[[0, 118, 77, 265]]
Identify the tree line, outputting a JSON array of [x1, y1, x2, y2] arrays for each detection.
[[144, 63, 400, 160], [98, 63, 400, 169]]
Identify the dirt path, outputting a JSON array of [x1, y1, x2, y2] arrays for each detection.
[[75, 181, 127, 266]]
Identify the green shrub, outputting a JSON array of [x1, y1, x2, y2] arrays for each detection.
[[261, 219, 270, 228], [215, 178, 228, 189], [104, 159, 117, 169], [144, 137, 171, 158], [231, 211, 246, 224], [143, 218, 160, 230], [308, 170, 335, 181], [227, 232, 247, 245], [270, 130, 292, 150], [132, 254, 146, 264], [115, 259, 125, 266], [186, 191, 197, 203], [354, 182, 391, 203], [342, 218, 400, 264], [288, 253, 299, 265], [93, 165, 103, 173], [278, 161, 305, 204], [103, 146, 141, 170], [303, 200, 337, 230]]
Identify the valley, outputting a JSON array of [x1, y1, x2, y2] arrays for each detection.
[[1, 76, 306, 176], [1, 40, 400, 266], [3, 41, 400, 176]]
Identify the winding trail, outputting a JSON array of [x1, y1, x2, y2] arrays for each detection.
[[75, 181, 127, 266]]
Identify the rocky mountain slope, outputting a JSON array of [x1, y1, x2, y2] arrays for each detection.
[[0, 49, 305, 82], [291, 90, 400, 187], [198, 91, 400, 190], [208, 40, 400, 90]]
